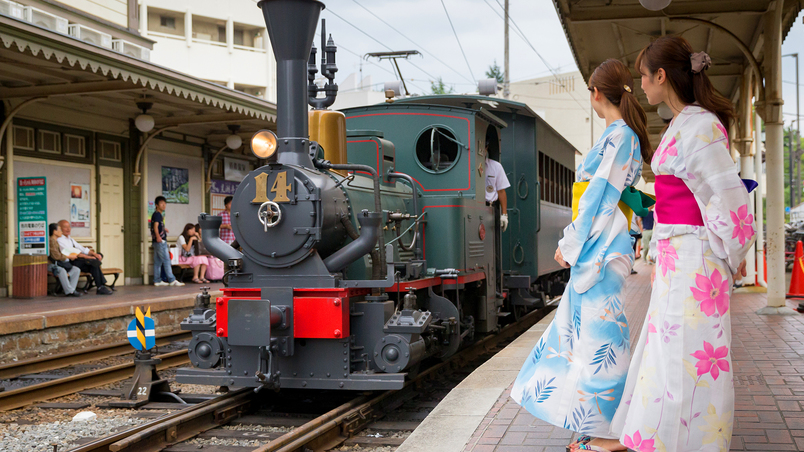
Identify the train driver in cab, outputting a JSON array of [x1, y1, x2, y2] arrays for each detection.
[[484, 137, 510, 232]]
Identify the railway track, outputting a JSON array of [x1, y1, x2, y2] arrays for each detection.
[[0, 330, 190, 381], [69, 303, 555, 452], [0, 331, 192, 411]]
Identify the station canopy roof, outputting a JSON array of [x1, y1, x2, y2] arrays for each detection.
[[0, 13, 276, 148], [551, 0, 803, 178]]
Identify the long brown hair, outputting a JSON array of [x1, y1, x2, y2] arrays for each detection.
[[181, 223, 199, 255], [588, 59, 652, 163], [635, 36, 735, 128]]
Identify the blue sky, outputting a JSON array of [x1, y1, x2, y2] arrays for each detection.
[[318, 0, 803, 128]]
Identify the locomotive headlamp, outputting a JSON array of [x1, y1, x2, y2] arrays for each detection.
[[251, 130, 278, 159]]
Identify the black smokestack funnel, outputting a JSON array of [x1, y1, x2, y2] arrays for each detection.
[[257, 0, 325, 168]]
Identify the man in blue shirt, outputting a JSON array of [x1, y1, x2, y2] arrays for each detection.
[[151, 196, 184, 286]]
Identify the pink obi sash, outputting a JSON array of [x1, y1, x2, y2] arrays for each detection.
[[654, 175, 704, 226]]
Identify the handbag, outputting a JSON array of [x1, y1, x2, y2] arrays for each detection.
[[56, 259, 73, 271]]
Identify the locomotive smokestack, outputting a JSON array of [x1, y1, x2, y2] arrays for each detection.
[[257, 0, 324, 168]]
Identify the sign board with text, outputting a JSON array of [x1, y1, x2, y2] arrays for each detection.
[[17, 177, 48, 255]]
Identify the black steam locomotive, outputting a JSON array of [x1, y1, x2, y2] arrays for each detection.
[[177, 0, 576, 391]]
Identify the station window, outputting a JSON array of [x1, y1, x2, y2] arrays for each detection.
[[38, 130, 61, 154], [64, 134, 86, 157], [13, 125, 34, 150], [99, 140, 121, 161], [160, 16, 175, 29], [415, 126, 460, 174]]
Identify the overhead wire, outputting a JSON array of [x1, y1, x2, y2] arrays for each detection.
[[486, 0, 605, 130], [350, 0, 475, 85], [324, 8, 435, 93], [439, 0, 476, 83]]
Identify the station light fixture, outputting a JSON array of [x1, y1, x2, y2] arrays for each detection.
[[135, 101, 154, 133], [225, 124, 243, 150], [251, 129, 278, 159], [639, 0, 672, 11], [657, 103, 674, 121]]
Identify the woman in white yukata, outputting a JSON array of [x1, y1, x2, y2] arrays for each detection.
[[574, 36, 755, 452], [511, 59, 651, 450]]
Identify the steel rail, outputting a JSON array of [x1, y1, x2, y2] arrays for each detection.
[[69, 388, 253, 452], [0, 349, 189, 411], [62, 302, 554, 452], [253, 304, 555, 452], [0, 330, 191, 381]]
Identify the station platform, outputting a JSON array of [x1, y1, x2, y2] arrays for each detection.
[[0, 283, 222, 362], [398, 260, 804, 452]]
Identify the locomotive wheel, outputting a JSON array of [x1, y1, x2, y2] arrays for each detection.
[[512, 304, 529, 321]]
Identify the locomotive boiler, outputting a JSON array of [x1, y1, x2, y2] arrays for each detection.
[[177, 0, 575, 392]]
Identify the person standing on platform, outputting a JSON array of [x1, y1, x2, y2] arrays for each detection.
[[641, 206, 655, 264], [578, 37, 754, 452], [219, 196, 235, 245], [511, 59, 651, 448], [56, 220, 112, 295], [151, 196, 184, 287]]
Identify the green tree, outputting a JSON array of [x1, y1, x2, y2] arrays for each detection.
[[430, 77, 454, 95], [485, 60, 504, 84]]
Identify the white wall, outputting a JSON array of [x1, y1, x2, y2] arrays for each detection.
[[146, 145, 204, 238], [141, 0, 276, 102], [57, 0, 128, 27], [12, 158, 96, 244]]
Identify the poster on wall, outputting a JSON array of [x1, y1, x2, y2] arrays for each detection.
[[70, 183, 91, 228], [17, 177, 48, 255], [162, 166, 189, 204], [210, 179, 240, 216], [224, 157, 250, 182]]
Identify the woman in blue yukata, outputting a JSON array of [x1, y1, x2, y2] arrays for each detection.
[[511, 59, 651, 450]]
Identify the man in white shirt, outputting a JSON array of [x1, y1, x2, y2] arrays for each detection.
[[484, 149, 510, 232], [57, 220, 112, 295]]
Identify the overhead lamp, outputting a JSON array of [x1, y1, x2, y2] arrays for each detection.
[[657, 103, 674, 121], [639, 0, 671, 11], [135, 102, 154, 133], [251, 129, 278, 160], [225, 124, 242, 150]]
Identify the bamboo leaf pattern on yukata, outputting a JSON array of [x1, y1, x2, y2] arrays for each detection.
[[591, 343, 617, 375]]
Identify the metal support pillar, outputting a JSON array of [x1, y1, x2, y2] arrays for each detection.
[[740, 71, 756, 283], [759, 2, 794, 313], [503, 0, 510, 99], [755, 110, 766, 288]]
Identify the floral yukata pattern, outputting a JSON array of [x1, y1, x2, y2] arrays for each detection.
[[610, 106, 756, 451], [511, 120, 643, 438]]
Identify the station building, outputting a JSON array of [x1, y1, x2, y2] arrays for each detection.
[[0, 0, 278, 296]]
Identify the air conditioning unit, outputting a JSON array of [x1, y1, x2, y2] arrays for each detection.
[[23, 6, 68, 34], [112, 39, 151, 61], [68, 24, 112, 48], [0, 0, 23, 20]]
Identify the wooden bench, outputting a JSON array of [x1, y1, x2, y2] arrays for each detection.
[[80, 267, 122, 292], [48, 267, 122, 295], [172, 264, 193, 282]]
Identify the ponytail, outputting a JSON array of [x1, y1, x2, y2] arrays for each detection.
[[636, 36, 734, 128], [589, 59, 652, 163], [692, 72, 735, 128], [619, 90, 652, 163]]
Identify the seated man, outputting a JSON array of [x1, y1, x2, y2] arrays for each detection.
[[56, 219, 113, 295]]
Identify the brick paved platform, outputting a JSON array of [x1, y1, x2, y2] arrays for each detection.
[[0, 283, 222, 362], [400, 259, 804, 452]]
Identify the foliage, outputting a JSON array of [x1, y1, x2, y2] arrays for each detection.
[[430, 77, 455, 95], [485, 60, 504, 84]]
